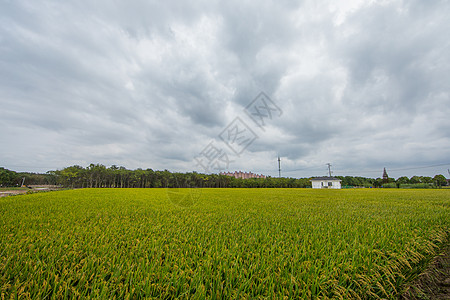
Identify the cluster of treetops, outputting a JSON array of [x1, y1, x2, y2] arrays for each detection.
[[0, 165, 448, 189]]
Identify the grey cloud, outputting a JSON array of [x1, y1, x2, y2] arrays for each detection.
[[1, 0, 449, 177]]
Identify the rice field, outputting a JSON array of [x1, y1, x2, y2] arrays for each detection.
[[0, 188, 449, 299]]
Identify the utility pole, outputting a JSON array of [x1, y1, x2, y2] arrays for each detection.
[[278, 155, 281, 178], [326, 163, 332, 177]]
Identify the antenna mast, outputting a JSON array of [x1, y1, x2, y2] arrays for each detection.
[[278, 155, 281, 178], [326, 163, 332, 177]]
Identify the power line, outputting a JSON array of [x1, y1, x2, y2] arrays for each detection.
[[387, 163, 450, 172], [284, 162, 450, 175], [284, 166, 326, 173]]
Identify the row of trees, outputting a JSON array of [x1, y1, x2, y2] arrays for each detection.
[[336, 175, 448, 188], [1, 165, 448, 189], [1, 165, 312, 188]]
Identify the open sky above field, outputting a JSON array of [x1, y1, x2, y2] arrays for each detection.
[[1, 0, 449, 178]]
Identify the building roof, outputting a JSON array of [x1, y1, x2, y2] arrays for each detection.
[[310, 177, 341, 181]]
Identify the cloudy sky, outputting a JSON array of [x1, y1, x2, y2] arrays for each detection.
[[1, 0, 449, 178]]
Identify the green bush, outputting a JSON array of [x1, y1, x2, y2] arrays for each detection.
[[382, 183, 397, 188], [399, 183, 433, 189]]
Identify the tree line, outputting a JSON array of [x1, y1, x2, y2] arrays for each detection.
[[0, 165, 448, 189], [0, 165, 311, 188], [336, 175, 448, 188]]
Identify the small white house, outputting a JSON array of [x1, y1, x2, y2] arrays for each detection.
[[311, 177, 342, 189]]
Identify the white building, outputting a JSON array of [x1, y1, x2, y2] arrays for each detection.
[[310, 177, 342, 189]]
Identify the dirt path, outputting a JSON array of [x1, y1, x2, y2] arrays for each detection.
[[0, 190, 28, 197], [0, 186, 62, 197], [401, 244, 450, 299]]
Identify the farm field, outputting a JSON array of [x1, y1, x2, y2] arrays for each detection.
[[0, 188, 449, 299]]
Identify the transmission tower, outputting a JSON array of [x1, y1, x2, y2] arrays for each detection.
[[326, 163, 332, 177], [278, 155, 281, 178], [382, 168, 389, 183]]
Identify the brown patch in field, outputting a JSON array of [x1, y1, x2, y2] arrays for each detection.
[[401, 244, 450, 300], [0, 190, 28, 197]]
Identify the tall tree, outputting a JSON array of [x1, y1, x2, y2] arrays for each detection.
[[433, 174, 447, 187]]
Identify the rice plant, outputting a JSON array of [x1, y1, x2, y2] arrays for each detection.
[[0, 188, 448, 299]]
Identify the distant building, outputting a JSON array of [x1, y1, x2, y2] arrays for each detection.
[[310, 177, 342, 189], [220, 171, 266, 179]]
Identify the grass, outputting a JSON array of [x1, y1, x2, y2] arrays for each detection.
[[0, 188, 449, 299]]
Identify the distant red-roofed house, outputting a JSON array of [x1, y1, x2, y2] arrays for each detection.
[[220, 171, 266, 179]]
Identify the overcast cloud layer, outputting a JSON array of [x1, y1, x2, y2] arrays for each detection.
[[1, 0, 449, 178]]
